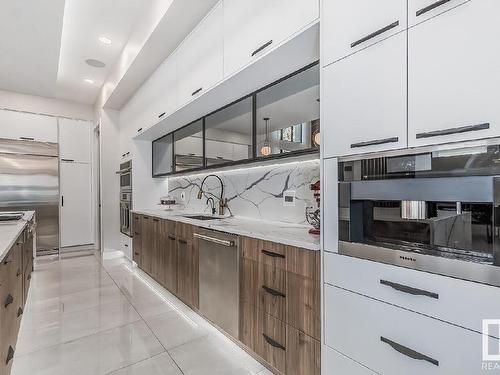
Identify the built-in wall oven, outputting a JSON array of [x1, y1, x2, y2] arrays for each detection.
[[119, 160, 132, 190], [338, 143, 500, 287], [118, 160, 132, 237]]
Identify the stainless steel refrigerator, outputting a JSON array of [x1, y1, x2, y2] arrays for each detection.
[[0, 138, 59, 255]]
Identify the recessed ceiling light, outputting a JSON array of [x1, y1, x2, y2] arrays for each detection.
[[99, 36, 112, 45], [84, 79, 94, 84], [85, 59, 106, 68]]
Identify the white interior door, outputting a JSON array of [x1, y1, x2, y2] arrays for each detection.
[[60, 162, 93, 247]]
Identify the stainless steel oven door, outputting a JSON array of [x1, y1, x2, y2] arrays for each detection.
[[120, 200, 131, 237], [120, 172, 132, 190]]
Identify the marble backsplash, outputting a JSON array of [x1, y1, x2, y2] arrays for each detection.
[[167, 158, 320, 225]]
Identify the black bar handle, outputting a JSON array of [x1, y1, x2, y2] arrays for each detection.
[[416, 123, 490, 139], [351, 137, 399, 148], [61, 195, 64, 207], [262, 285, 286, 298], [380, 279, 438, 299], [61, 159, 75, 162], [192, 88, 203, 96], [351, 21, 399, 48], [168, 235, 176, 241], [134, 231, 140, 235], [178, 239, 188, 244], [251, 40, 273, 57], [17, 307, 23, 318], [19, 137, 35, 141], [159, 112, 166, 118], [3, 259, 12, 265], [261, 249, 285, 259], [137, 128, 143, 133], [4, 294, 13, 308], [153, 218, 159, 222], [381, 336, 439, 366], [6, 346, 14, 365], [16, 269, 22, 277], [416, 0, 451, 16], [262, 334, 286, 350]]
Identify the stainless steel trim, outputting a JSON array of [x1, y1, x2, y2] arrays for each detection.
[[193, 233, 235, 247], [339, 241, 500, 288]]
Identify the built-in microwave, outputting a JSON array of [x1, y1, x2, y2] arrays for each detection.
[[338, 143, 500, 287], [118, 160, 132, 190]]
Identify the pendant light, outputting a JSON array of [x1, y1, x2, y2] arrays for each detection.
[[260, 117, 272, 156]]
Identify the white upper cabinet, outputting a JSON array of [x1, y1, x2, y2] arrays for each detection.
[[323, 32, 407, 158], [409, 0, 470, 26], [59, 118, 92, 163], [177, 2, 224, 107], [0, 110, 58, 143], [223, 0, 319, 78], [322, 0, 407, 67], [408, 0, 500, 147]]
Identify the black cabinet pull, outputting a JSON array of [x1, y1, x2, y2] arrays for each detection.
[[251, 40, 273, 57], [416, 0, 451, 16], [16, 269, 21, 277], [159, 112, 166, 118], [137, 128, 143, 133], [351, 21, 399, 48], [17, 307, 23, 317], [61, 159, 75, 162], [153, 218, 159, 222], [19, 137, 35, 141], [178, 239, 188, 244], [3, 259, 12, 265], [351, 137, 399, 148], [134, 232, 140, 235], [6, 346, 14, 365], [61, 195, 64, 207], [4, 294, 13, 308], [262, 334, 285, 350], [191, 88, 203, 96], [134, 252, 140, 256], [261, 249, 285, 259], [168, 235, 176, 241], [416, 123, 490, 139], [262, 285, 286, 298], [380, 279, 438, 299], [381, 336, 439, 366]]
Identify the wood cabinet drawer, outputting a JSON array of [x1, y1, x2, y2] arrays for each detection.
[[325, 285, 498, 374], [287, 272, 320, 340], [324, 252, 500, 335], [285, 246, 319, 280], [286, 326, 320, 375], [241, 237, 286, 269], [241, 258, 287, 322]]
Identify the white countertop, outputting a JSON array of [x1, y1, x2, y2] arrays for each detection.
[[132, 209, 320, 251], [0, 211, 35, 262]]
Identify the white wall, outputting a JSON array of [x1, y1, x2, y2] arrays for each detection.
[[0, 89, 93, 120]]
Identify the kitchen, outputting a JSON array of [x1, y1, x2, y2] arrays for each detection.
[[0, 0, 499, 374]]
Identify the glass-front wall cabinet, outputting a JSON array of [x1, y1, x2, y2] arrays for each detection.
[[205, 96, 253, 166], [256, 63, 320, 157], [152, 62, 320, 177]]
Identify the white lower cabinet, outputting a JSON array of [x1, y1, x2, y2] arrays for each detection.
[[0, 109, 58, 143], [322, 345, 377, 375], [408, 0, 500, 147], [324, 252, 500, 336], [324, 285, 497, 375], [322, 32, 407, 158], [60, 162, 93, 248]]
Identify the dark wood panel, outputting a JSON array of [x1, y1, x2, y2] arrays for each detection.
[[140, 216, 153, 275], [161, 220, 177, 293], [286, 326, 321, 375], [176, 223, 199, 309], [257, 308, 287, 374], [241, 237, 286, 270], [150, 218, 162, 283], [132, 214, 142, 267], [286, 246, 320, 280], [241, 258, 287, 322], [287, 273, 321, 340]]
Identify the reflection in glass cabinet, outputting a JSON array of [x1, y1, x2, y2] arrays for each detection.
[[256, 64, 320, 157], [173, 120, 203, 172]]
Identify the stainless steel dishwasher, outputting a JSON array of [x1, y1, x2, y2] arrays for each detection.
[[195, 228, 239, 338]]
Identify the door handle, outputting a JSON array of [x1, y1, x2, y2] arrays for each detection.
[[262, 334, 285, 350], [380, 279, 438, 299], [251, 40, 273, 57], [19, 137, 35, 141], [351, 137, 399, 148], [17, 307, 23, 318], [137, 128, 143, 133], [61, 195, 64, 207], [178, 239, 188, 245], [261, 249, 285, 259], [351, 21, 399, 48], [191, 88, 203, 96], [61, 159, 75, 162], [5, 346, 14, 365], [158, 112, 166, 119], [4, 294, 13, 308], [416, 123, 490, 139], [381, 336, 439, 366], [262, 286, 286, 298], [168, 235, 176, 241], [193, 233, 234, 247], [416, 0, 452, 16]]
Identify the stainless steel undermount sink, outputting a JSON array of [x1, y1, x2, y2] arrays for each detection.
[[182, 215, 222, 221]]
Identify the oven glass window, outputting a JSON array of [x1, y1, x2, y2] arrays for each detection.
[[120, 174, 131, 187]]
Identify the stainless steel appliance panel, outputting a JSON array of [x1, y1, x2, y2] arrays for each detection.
[[0, 139, 59, 253], [197, 228, 239, 338]]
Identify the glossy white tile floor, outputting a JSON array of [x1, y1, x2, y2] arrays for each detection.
[[12, 253, 273, 375]]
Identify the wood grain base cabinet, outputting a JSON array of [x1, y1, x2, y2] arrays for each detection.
[[176, 223, 199, 309], [0, 226, 34, 375], [132, 214, 142, 267]]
